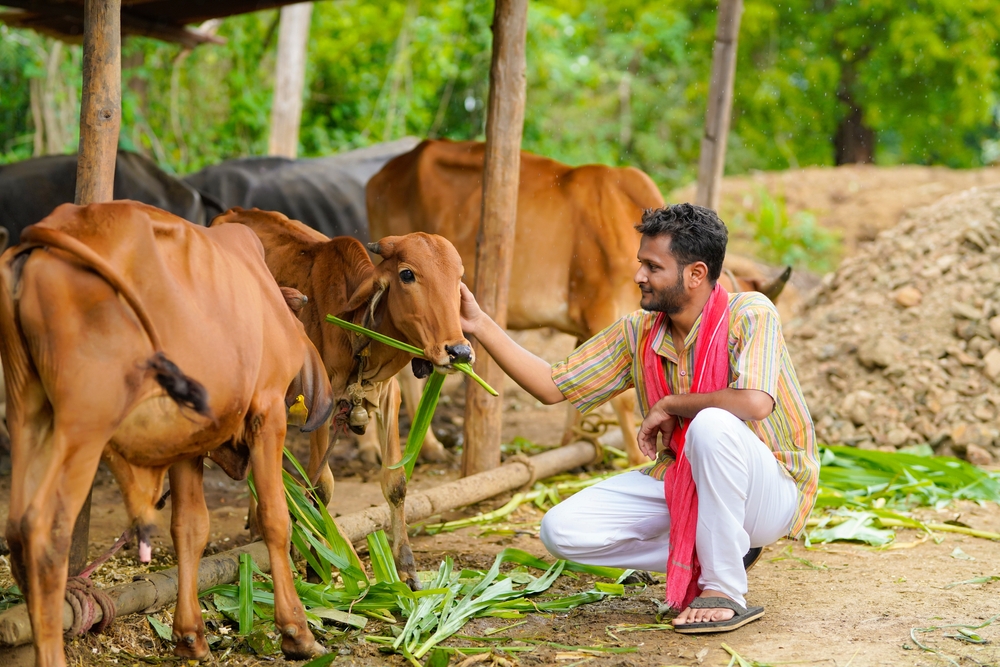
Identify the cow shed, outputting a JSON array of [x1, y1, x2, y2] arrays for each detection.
[[0, 0, 530, 574], [1, 0, 744, 578]]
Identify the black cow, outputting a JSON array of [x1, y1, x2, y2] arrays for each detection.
[[0, 150, 213, 248], [184, 137, 420, 241]]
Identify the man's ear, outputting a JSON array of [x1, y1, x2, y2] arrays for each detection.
[[686, 261, 709, 288]]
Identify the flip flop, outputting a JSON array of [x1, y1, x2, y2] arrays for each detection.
[[743, 546, 763, 571], [672, 596, 764, 634]]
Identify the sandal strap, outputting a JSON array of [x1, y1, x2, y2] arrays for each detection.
[[685, 596, 747, 615]]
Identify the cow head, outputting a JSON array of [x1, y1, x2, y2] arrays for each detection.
[[346, 233, 472, 368]]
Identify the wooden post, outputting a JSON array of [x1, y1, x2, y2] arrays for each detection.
[[70, 0, 122, 576], [694, 0, 743, 211], [75, 0, 121, 206], [268, 2, 313, 158], [462, 0, 528, 477]]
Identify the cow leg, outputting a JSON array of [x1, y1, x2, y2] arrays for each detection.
[[249, 401, 325, 660], [611, 391, 647, 466], [396, 368, 448, 462], [168, 457, 211, 660], [376, 381, 419, 589], [102, 449, 166, 563], [307, 417, 335, 507], [7, 423, 105, 667], [356, 424, 381, 467], [559, 404, 584, 447], [560, 390, 645, 464]]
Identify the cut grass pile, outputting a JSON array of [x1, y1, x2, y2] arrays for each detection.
[[190, 449, 639, 663]]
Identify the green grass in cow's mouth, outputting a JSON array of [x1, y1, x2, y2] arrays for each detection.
[[325, 315, 498, 396]]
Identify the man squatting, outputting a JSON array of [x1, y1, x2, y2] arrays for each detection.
[[459, 203, 819, 633]]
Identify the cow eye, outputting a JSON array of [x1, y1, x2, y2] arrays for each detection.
[[399, 269, 416, 284]]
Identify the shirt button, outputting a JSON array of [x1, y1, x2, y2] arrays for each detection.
[[679, 370, 687, 376]]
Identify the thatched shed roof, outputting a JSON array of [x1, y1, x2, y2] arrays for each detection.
[[0, 1, 301, 48]]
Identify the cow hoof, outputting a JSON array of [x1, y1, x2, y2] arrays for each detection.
[[172, 632, 210, 660], [418, 438, 450, 463], [281, 634, 327, 660], [358, 446, 380, 467]]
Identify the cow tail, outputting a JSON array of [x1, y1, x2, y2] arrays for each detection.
[[18, 225, 213, 419]]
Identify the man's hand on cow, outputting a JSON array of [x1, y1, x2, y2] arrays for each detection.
[[459, 282, 487, 336], [637, 397, 677, 459]]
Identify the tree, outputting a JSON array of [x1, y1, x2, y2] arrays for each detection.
[[730, 0, 1000, 166]]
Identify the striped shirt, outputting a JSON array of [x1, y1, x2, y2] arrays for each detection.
[[551, 292, 818, 538]]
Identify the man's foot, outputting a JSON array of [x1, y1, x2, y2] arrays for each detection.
[[743, 546, 763, 571], [672, 591, 764, 634], [673, 590, 736, 626]]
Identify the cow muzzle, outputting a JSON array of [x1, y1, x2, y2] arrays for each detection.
[[445, 343, 473, 364]]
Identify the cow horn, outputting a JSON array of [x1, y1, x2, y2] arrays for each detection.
[[366, 242, 381, 255], [760, 266, 792, 302]]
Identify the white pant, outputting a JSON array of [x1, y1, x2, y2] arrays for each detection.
[[540, 407, 798, 606]]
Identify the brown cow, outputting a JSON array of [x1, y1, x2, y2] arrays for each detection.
[[210, 207, 471, 588], [368, 139, 791, 466], [0, 201, 333, 667]]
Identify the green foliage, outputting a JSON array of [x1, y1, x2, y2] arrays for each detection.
[[731, 0, 1000, 168], [212, 450, 631, 660], [1, 0, 999, 191], [732, 189, 841, 273], [0, 584, 22, 612], [816, 444, 1000, 509]]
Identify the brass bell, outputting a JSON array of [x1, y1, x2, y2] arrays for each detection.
[[349, 403, 369, 427]]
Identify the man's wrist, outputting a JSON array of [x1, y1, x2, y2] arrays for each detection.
[[467, 311, 493, 341]]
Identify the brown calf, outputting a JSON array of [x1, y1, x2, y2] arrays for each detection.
[[211, 208, 470, 588], [0, 202, 333, 667]]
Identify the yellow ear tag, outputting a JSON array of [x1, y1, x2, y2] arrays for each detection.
[[288, 394, 309, 426]]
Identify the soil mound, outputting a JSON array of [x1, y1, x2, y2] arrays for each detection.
[[785, 186, 1000, 465]]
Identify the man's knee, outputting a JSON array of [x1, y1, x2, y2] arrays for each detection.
[[685, 407, 741, 460], [539, 505, 572, 559]]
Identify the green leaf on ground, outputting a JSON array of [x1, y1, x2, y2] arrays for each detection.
[[146, 615, 173, 642], [950, 547, 974, 560]]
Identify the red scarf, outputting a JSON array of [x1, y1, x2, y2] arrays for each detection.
[[641, 283, 731, 611]]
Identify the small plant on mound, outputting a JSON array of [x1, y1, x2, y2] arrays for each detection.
[[734, 188, 841, 273]]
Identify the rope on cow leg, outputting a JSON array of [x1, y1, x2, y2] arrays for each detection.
[[64, 577, 116, 635], [64, 531, 126, 636]]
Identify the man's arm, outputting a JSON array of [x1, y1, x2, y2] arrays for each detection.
[[656, 389, 774, 421], [636, 389, 773, 458], [460, 283, 565, 405]]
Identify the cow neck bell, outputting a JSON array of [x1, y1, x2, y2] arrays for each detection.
[[346, 379, 370, 429], [348, 402, 369, 428]]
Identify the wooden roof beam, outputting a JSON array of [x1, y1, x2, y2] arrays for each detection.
[[0, 7, 225, 48]]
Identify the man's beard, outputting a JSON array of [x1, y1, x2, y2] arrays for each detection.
[[640, 275, 689, 315]]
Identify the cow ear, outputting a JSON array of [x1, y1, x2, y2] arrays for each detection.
[[344, 274, 390, 314], [345, 275, 376, 312]]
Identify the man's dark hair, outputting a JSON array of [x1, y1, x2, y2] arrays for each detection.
[[635, 203, 728, 282]]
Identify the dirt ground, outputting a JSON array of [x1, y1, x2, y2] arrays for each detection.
[[2, 329, 999, 667]]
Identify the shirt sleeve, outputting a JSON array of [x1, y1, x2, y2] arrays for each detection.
[[729, 295, 783, 401], [551, 317, 635, 415]]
